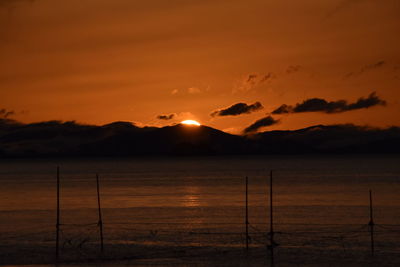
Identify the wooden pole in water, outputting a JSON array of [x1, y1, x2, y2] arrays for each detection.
[[369, 189, 375, 256], [56, 166, 60, 261], [96, 173, 104, 255], [245, 176, 249, 251], [269, 170, 274, 266]]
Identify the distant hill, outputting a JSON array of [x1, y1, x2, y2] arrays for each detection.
[[0, 119, 399, 157], [249, 124, 400, 154]]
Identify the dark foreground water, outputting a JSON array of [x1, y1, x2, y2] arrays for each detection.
[[1, 155, 400, 266]]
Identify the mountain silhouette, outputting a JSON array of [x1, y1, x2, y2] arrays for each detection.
[[250, 124, 400, 154], [0, 119, 399, 157], [80, 124, 245, 156]]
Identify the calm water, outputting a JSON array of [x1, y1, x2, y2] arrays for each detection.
[[1, 155, 400, 264]]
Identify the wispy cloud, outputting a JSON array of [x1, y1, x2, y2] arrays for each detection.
[[234, 73, 276, 93], [170, 86, 208, 95], [344, 60, 386, 79], [272, 92, 386, 114], [211, 102, 263, 117], [0, 108, 15, 118], [325, 0, 368, 18], [187, 87, 202, 94], [286, 65, 302, 74], [361, 61, 386, 72], [243, 116, 279, 134]]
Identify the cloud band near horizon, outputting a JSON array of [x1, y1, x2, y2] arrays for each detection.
[[272, 92, 386, 115], [243, 115, 279, 134]]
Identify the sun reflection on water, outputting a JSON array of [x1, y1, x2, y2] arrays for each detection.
[[182, 186, 201, 207], [181, 185, 204, 227]]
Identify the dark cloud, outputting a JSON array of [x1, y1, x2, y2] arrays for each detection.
[[157, 113, 176, 120], [0, 108, 15, 118], [272, 92, 386, 115], [272, 104, 291, 114], [243, 116, 279, 134], [345, 92, 386, 110], [211, 102, 263, 117], [345, 61, 386, 78]]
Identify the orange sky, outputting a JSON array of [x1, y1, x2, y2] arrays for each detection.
[[0, 0, 399, 134]]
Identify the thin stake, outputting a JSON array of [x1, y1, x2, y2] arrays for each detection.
[[245, 176, 249, 251], [269, 170, 274, 266], [369, 189, 375, 256], [96, 173, 104, 254], [56, 166, 60, 261]]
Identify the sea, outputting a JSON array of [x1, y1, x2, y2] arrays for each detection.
[[1, 155, 400, 266]]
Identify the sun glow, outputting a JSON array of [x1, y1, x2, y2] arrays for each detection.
[[181, 120, 201, 126]]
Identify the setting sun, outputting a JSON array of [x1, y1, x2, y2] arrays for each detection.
[[180, 120, 201, 126]]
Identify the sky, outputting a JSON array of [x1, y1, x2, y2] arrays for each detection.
[[0, 0, 399, 134]]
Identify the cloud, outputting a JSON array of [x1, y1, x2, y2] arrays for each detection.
[[171, 87, 207, 95], [286, 65, 302, 74], [272, 92, 386, 115], [0, 108, 15, 118], [234, 73, 276, 92], [157, 113, 176, 120], [187, 87, 201, 94], [360, 61, 386, 72], [211, 102, 263, 117], [272, 104, 292, 114], [345, 60, 386, 78], [243, 116, 280, 134]]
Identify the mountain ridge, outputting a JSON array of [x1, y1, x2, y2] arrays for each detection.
[[0, 119, 399, 157]]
